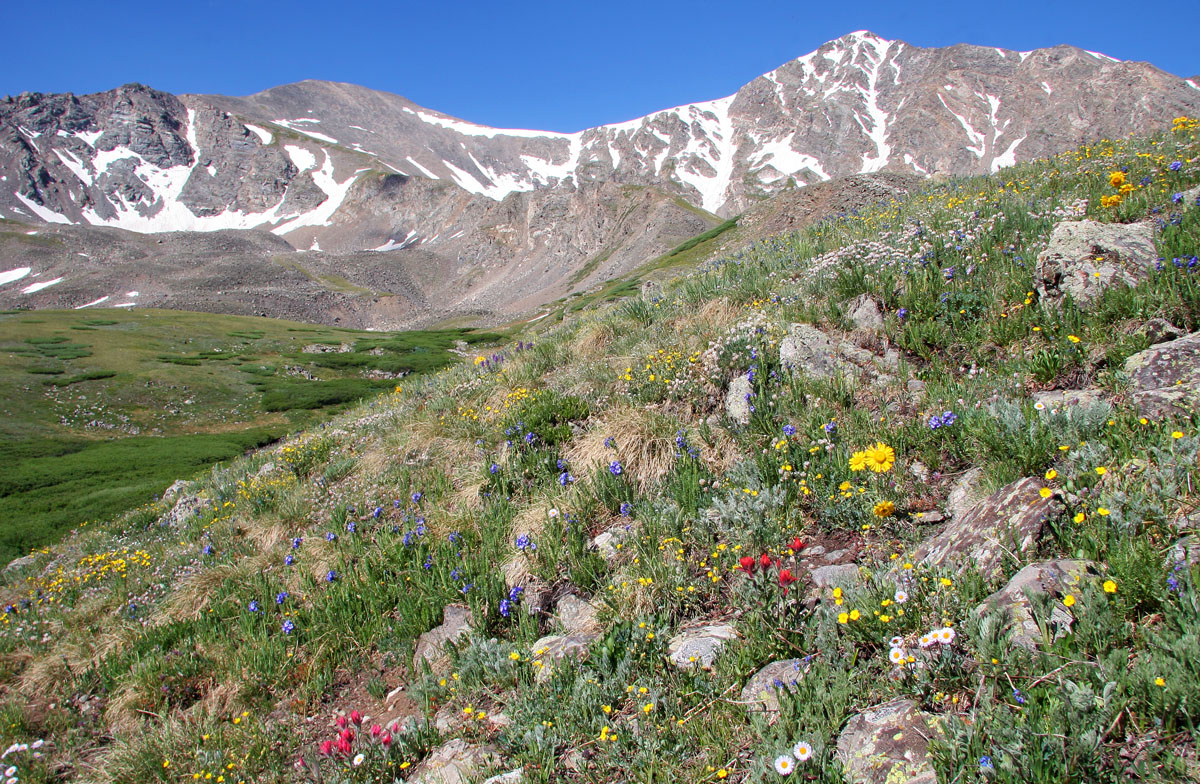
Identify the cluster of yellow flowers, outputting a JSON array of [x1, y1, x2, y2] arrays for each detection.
[[848, 442, 896, 473]]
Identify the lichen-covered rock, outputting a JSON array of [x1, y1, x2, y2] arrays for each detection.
[[945, 467, 988, 520], [159, 491, 210, 528], [740, 658, 807, 718], [3, 555, 36, 574], [809, 563, 862, 589], [666, 623, 737, 670], [408, 739, 500, 784], [530, 633, 599, 682], [909, 477, 1060, 577], [1168, 537, 1200, 568], [780, 324, 843, 379], [846, 293, 885, 332], [1035, 219, 1158, 309], [1122, 330, 1200, 418], [590, 525, 632, 561], [1031, 388, 1108, 416], [725, 374, 753, 424], [555, 594, 601, 636], [974, 559, 1099, 649], [413, 605, 473, 674], [836, 699, 942, 784]]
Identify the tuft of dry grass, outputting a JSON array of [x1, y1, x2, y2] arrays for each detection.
[[571, 320, 617, 360], [565, 406, 681, 490]]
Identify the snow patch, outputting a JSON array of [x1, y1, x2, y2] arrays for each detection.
[[75, 295, 109, 309], [990, 136, 1026, 172], [112, 302, 137, 308], [22, 276, 63, 293], [670, 97, 736, 212], [14, 192, 71, 224], [404, 157, 440, 180], [244, 124, 273, 144], [1042, 81, 1053, 95], [414, 109, 571, 140], [751, 132, 829, 184], [938, 94, 986, 158], [206, 164, 217, 177], [1084, 49, 1120, 63], [0, 267, 32, 287], [854, 36, 894, 173], [285, 145, 317, 172], [271, 152, 367, 235], [273, 120, 338, 144], [127, 291, 139, 296], [903, 153, 928, 175], [75, 130, 103, 147]]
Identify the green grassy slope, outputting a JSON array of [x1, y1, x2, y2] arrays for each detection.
[[0, 308, 501, 560]]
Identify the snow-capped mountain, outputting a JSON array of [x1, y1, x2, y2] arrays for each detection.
[[1, 31, 1198, 326]]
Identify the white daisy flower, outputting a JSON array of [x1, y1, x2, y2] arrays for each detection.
[[3, 768, 13, 778], [792, 740, 813, 761], [939, 627, 956, 644], [919, 634, 935, 648], [774, 754, 796, 775], [894, 590, 909, 604], [353, 753, 365, 766], [1034, 400, 1046, 410], [889, 636, 904, 648], [889, 647, 906, 665]]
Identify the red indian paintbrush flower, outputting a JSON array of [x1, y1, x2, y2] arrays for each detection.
[[739, 555, 756, 572], [350, 709, 363, 726], [789, 537, 805, 553], [759, 553, 772, 569], [778, 569, 798, 587]]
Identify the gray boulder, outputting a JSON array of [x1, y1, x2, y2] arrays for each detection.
[[555, 594, 601, 636], [944, 467, 988, 521], [909, 477, 1061, 577], [1035, 219, 1158, 309], [408, 739, 500, 784], [725, 374, 753, 424], [1031, 388, 1108, 417], [836, 699, 942, 784], [530, 633, 599, 682], [413, 605, 473, 674], [160, 492, 210, 528], [740, 658, 807, 718], [780, 324, 846, 379], [846, 294, 885, 332], [1122, 330, 1200, 418], [666, 623, 737, 670], [974, 559, 1099, 649]]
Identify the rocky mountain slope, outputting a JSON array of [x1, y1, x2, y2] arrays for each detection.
[[1, 31, 1198, 327]]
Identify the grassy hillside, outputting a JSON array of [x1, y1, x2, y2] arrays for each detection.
[[0, 309, 501, 561], [0, 118, 1198, 784]]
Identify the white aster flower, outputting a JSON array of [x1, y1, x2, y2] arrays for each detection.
[[919, 634, 935, 648], [939, 626, 956, 644], [889, 647, 906, 665], [792, 741, 813, 762], [894, 590, 909, 604], [774, 754, 795, 775], [353, 753, 365, 766]]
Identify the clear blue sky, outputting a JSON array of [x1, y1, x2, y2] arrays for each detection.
[[4, 0, 1197, 133]]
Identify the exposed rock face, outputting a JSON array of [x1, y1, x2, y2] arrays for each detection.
[[1030, 388, 1108, 416], [909, 477, 1060, 577], [666, 623, 738, 670], [975, 559, 1099, 649], [590, 525, 631, 562], [740, 658, 807, 718], [836, 699, 942, 784], [1122, 331, 1200, 418], [413, 605, 473, 674], [779, 323, 899, 381], [1034, 219, 1158, 309]]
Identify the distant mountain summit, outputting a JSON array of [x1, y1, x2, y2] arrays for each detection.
[[1, 31, 1198, 326]]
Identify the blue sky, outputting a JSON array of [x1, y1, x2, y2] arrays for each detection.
[[4, 1, 1197, 133]]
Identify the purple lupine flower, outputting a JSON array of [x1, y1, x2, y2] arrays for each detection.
[[490, 463, 500, 474], [326, 532, 337, 542], [499, 599, 512, 617], [373, 507, 382, 519], [325, 570, 337, 583], [291, 537, 303, 549], [346, 521, 357, 534], [1169, 160, 1183, 171], [558, 472, 575, 486], [823, 422, 836, 435], [202, 544, 214, 556], [411, 491, 423, 504], [605, 436, 616, 449], [782, 424, 797, 436], [275, 591, 288, 605], [619, 502, 632, 517], [609, 461, 623, 476], [897, 308, 909, 320], [282, 620, 295, 634], [284, 554, 295, 566], [248, 600, 261, 613], [515, 534, 536, 552], [508, 585, 524, 603]]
